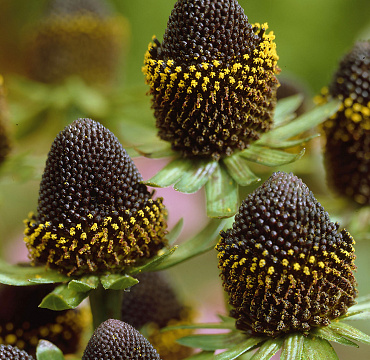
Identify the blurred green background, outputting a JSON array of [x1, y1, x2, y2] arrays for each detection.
[[0, 1, 369, 359]]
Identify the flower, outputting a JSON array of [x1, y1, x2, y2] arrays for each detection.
[[121, 272, 194, 360], [135, 0, 339, 219], [143, 0, 279, 161], [82, 319, 161, 359], [321, 40, 370, 205], [216, 172, 357, 337], [0, 75, 10, 165], [25, 0, 127, 85], [0, 283, 86, 356], [24, 118, 168, 276], [0, 344, 34, 360]]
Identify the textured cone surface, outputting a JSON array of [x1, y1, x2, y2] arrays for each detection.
[[143, 0, 279, 161], [82, 319, 161, 360], [0, 76, 11, 165], [216, 172, 357, 337], [121, 272, 194, 360], [24, 118, 168, 276], [26, 0, 125, 85], [0, 344, 34, 360], [0, 283, 85, 356], [323, 41, 370, 205]]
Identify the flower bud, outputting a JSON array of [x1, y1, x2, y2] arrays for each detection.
[[82, 319, 161, 360]]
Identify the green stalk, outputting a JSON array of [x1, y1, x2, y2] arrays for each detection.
[[89, 285, 123, 330]]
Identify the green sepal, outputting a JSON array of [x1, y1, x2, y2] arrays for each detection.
[[257, 134, 319, 149], [222, 154, 260, 186], [143, 157, 192, 187], [129, 246, 178, 274], [250, 337, 283, 360], [0, 260, 69, 286], [280, 333, 304, 360], [174, 159, 218, 194], [133, 141, 176, 159], [343, 296, 370, 320], [312, 325, 358, 347], [39, 283, 90, 310], [100, 273, 139, 290], [240, 145, 305, 167], [274, 94, 304, 127], [166, 218, 184, 245], [68, 275, 100, 292], [154, 218, 233, 271], [302, 336, 339, 360], [36, 340, 65, 360], [214, 337, 264, 360], [261, 99, 340, 144], [328, 321, 370, 345], [177, 332, 246, 351], [205, 163, 238, 218]]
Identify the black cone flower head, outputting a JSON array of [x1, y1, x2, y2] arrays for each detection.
[[0, 284, 85, 356], [0, 75, 11, 165], [24, 118, 168, 276], [143, 0, 280, 161], [0, 345, 34, 360], [216, 172, 357, 337], [26, 0, 126, 85], [121, 272, 194, 360], [323, 41, 370, 205], [82, 319, 161, 360]]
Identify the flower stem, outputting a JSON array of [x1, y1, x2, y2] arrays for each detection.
[[89, 285, 122, 330]]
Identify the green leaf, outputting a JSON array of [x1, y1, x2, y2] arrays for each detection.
[[68, 275, 100, 292], [39, 283, 90, 310], [222, 154, 261, 186], [130, 246, 178, 273], [205, 163, 238, 218], [261, 99, 340, 143], [240, 145, 305, 167], [134, 141, 176, 159], [100, 274, 139, 290], [274, 94, 304, 127], [302, 336, 339, 360], [174, 159, 218, 193], [214, 337, 264, 360], [36, 340, 65, 360], [166, 218, 184, 245], [177, 332, 246, 351], [0, 261, 69, 286], [280, 333, 304, 360], [143, 157, 193, 187], [250, 337, 284, 360], [154, 218, 232, 270], [328, 321, 370, 345], [312, 326, 358, 347]]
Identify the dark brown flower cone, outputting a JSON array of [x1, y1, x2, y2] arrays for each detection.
[[82, 319, 161, 360], [216, 172, 357, 337], [24, 119, 168, 276], [144, 0, 280, 161]]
